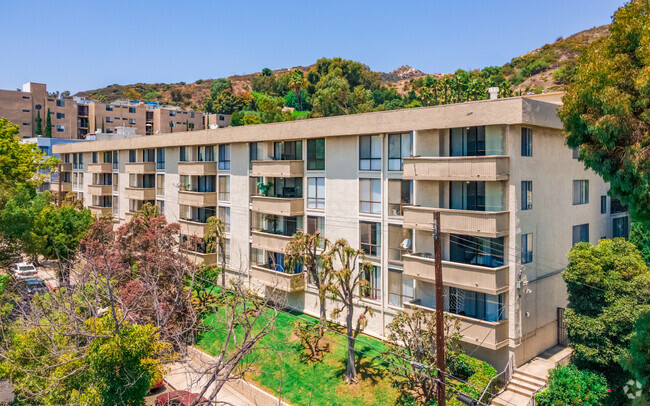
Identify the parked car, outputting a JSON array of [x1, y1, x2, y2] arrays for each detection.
[[154, 390, 209, 406], [21, 278, 48, 296], [11, 263, 37, 280]]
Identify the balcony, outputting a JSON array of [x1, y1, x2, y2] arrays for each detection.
[[250, 265, 305, 292], [89, 206, 112, 217], [124, 162, 156, 174], [178, 190, 217, 207], [405, 300, 509, 350], [251, 160, 304, 178], [403, 156, 509, 181], [178, 161, 218, 176], [251, 230, 292, 253], [179, 219, 208, 237], [251, 196, 304, 216], [403, 206, 509, 238], [402, 253, 509, 295], [124, 187, 156, 200], [125, 212, 134, 222], [60, 163, 72, 172], [87, 163, 113, 173], [87, 184, 113, 196], [182, 250, 218, 266], [55, 182, 72, 193]]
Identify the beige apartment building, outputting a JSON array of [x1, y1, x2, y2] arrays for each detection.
[[0, 82, 208, 139], [53, 94, 630, 372]]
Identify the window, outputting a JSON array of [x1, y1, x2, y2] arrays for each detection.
[[219, 206, 231, 233], [361, 265, 381, 301], [156, 174, 164, 196], [521, 233, 533, 264], [128, 107, 136, 113], [156, 148, 165, 170], [360, 221, 381, 257], [179, 146, 190, 162], [448, 287, 505, 322], [106, 117, 114, 123], [388, 269, 414, 307], [273, 177, 302, 198], [274, 141, 302, 160], [359, 135, 381, 170], [169, 111, 176, 117], [218, 145, 230, 169], [56, 112, 65, 119], [307, 139, 325, 170], [601, 196, 607, 214], [197, 146, 215, 162], [218, 176, 230, 201], [190, 112, 195, 118], [56, 125, 65, 132], [56, 100, 64, 107], [157, 200, 165, 214], [450, 126, 488, 156], [450, 235, 504, 267], [572, 224, 589, 245], [78, 153, 84, 168], [128, 118, 136, 125], [112, 174, 118, 192], [128, 150, 137, 163], [388, 133, 412, 171], [250, 142, 261, 168], [113, 151, 119, 170], [106, 105, 113, 111], [572, 148, 580, 159], [521, 127, 533, 156], [102, 151, 112, 164], [307, 216, 324, 236], [63, 154, 70, 164], [92, 152, 98, 163], [388, 179, 412, 216], [611, 199, 627, 214], [143, 149, 155, 163], [360, 179, 381, 214], [613, 216, 629, 239], [307, 177, 325, 209], [112, 196, 119, 216], [22, 109, 30, 113], [388, 224, 412, 261], [573, 180, 589, 205], [521, 181, 532, 210]]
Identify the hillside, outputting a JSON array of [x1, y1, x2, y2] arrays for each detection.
[[74, 24, 609, 109]]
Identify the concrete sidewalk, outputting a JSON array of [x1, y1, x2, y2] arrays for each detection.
[[164, 350, 251, 406]]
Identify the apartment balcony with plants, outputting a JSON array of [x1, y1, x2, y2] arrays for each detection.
[[251, 212, 302, 254], [252, 175, 304, 217]]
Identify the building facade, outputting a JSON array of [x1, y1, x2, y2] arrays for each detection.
[[0, 82, 208, 139], [53, 95, 629, 371]]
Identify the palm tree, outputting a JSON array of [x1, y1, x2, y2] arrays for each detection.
[[204, 216, 226, 285], [133, 202, 160, 221], [285, 231, 330, 326], [288, 69, 305, 111], [442, 75, 454, 105]]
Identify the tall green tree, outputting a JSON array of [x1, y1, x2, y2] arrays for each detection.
[[559, 1, 650, 225], [210, 78, 231, 98], [44, 109, 52, 138], [563, 238, 650, 403], [622, 311, 650, 403], [35, 110, 42, 136], [0, 186, 50, 263]]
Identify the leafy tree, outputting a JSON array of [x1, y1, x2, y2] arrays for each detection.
[[630, 220, 650, 265], [44, 108, 52, 138], [535, 364, 609, 406], [210, 78, 231, 98], [35, 110, 42, 136], [622, 311, 650, 403], [0, 186, 50, 263], [559, 1, 650, 224], [144, 91, 161, 101], [323, 239, 373, 383], [285, 231, 330, 325], [190, 264, 221, 313], [251, 68, 277, 94], [204, 216, 226, 284], [384, 309, 461, 404], [563, 238, 650, 403], [0, 118, 56, 197]]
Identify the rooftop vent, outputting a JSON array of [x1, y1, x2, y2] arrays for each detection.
[[488, 87, 499, 100]]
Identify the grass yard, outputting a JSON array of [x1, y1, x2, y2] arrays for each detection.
[[196, 304, 498, 406]]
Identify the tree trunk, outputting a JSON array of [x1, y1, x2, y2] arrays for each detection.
[[345, 299, 357, 383]]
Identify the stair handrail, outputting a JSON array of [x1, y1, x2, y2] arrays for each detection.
[[477, 355, 514, 404], [525, 381, 548, 406]]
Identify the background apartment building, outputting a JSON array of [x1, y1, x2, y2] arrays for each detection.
[[53, 95, 629, 372], [0, 82, 210, 139]]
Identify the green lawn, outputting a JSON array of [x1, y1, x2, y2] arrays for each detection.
[[196, 305, 498, 406]]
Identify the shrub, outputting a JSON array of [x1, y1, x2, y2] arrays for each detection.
[[535, 364, 609, 406]]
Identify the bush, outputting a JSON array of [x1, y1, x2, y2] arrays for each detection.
[[521, 59, 550, 77], [448, 353, 474, 380], [535, 364, 609, 406]]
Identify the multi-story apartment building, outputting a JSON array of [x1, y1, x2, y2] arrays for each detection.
[[0, 82, 209, 139], [21, 137, 84, 195], [53, 94, 630, 371]]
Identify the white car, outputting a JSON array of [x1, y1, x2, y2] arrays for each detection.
[[12, 263, 38, 280]]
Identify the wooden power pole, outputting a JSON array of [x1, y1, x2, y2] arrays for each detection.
[[433, 211, 446, 406]]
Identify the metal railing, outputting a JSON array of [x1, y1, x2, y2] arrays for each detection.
[[477, 355, 513, 404]]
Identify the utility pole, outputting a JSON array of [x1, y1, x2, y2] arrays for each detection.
[[433, 211, 446, 406], [57, 163, 62, 207]]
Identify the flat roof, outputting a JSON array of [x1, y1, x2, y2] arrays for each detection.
[[53, 96, 563, 154]]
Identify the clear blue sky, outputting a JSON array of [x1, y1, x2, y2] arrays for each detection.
[[1, 0, 626, 94]]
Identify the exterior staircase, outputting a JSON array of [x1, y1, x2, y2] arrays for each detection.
[[491, 369, 547, 406]]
